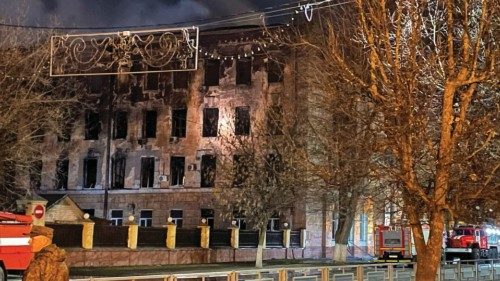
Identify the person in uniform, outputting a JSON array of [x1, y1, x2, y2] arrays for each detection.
[[23, 226, 69, 281]]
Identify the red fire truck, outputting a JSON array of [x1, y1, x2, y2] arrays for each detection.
[[445, 225, 499, 260], [374, 225, 414, 262], [0, 211, 34, 280]]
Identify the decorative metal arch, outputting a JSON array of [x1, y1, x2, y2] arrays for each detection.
[[50, 26, 199, 77]]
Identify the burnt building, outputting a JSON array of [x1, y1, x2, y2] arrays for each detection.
[[35, 26, 376, 258]]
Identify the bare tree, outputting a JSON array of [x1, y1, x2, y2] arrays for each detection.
[[214, 101, 306, 268], [0, 25, 81, 209], [285, 0, 498, 279]]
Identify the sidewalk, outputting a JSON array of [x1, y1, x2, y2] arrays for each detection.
[[70, 259, 359, 278]]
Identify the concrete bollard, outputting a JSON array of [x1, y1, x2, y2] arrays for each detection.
[[230, 221, 239, 249], [81, 215, 95, 250], [300, 229, 307, 248], [127, 215, 138, 250], [282, 223, 291, 248], [166, 217, 176, 249], [199, 218, 210, 249]]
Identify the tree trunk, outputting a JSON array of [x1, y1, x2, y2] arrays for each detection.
[[413, 210, 445, 281], [333, 243, 348, 262], [332, 203, 355, 262], [255, 226, 266, 268]]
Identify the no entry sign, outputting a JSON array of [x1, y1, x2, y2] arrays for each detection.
[[33, 205, 45, 219]]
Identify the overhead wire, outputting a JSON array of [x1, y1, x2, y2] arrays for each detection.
[[0, 0, 352, 31], [0, 0, 306, 30]]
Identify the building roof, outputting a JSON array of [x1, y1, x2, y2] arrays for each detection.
[[38, 194, 67, 209]]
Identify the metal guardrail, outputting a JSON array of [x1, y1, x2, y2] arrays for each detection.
[[439, 259, 500, 281], [70, 263, 416, 281], [70, 259, 500, 281]]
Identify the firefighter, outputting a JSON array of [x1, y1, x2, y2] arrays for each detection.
[[22, 226, 69, 281]]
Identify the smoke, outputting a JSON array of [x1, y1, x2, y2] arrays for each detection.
[[0, 0, 293, 29]]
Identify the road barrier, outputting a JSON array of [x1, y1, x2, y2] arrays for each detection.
[[70, 259, 500, 281]]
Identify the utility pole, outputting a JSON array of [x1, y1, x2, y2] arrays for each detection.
[[103, 75, 115, 218]]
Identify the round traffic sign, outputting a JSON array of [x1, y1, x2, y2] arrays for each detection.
[[33, 205, 45, 219]]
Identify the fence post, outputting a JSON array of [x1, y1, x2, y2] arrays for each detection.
[[321, 267, 329, 281], [300, 229, 307, 248], [199, 219, 210, 249], [283, 223, 291, 248], [127, 215, 138, 249], [356, 265, 364, 281], [166, 217, 177, 250], [279, 268, 287, 281], [81, 214, 95, 250], [228, 271, 238, 281], [387, 264, 394, 281], [230, 221, 239, 249]]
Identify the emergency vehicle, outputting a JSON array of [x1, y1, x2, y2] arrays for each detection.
[[0, 211, 33, 280], [374, 225, 414, 261], [445, 225, 500, 260]]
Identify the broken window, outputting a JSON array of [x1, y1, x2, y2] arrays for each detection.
[[113, 111, 128, 139], [58, 121, 73, 142], [204, 59, 220, 86], [171, 109, 187, 138], [170, 209, 183, 228], [170, 156, 185, 186], [267, 105, 283, 135], [110, 209, 123, 226], [84, 110, 100, 140], [202, 108, 219, 137], [83, 157, 98, 188], [88, 76, 106, 94], [56, 157, 69, 190], [236, 58, 252, 85], [266, 154, 282, 185], [173, 71, 189, 89], [142, 110, 157, 138], [200, 154, 216, 188], [29, 160, 43, 190], [201, 208, 214, 228], [235, 106, 250, 135], [145, 68, 159, 90], [112, 155, 126, 189], [267, 59, 284, 83], [140, 210, 153, 227], [140, 157, 155, 188], [233, 155, 249, 187]]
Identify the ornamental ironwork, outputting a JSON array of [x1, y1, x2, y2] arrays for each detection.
[[50, 26, 199, 77]]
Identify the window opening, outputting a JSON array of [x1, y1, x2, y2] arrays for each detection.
[[140, 157, 155, 188], [140, 210, 153, 227], [202, 108, 219, 137], [170, 156, 185, 186], [201, 155, 216, 188]]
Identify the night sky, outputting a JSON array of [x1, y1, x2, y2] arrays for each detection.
[[0, 0, 298, 30]]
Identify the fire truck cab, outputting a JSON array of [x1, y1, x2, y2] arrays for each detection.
[[445, 225, 499, 260], [0, 211, 34, 280]]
